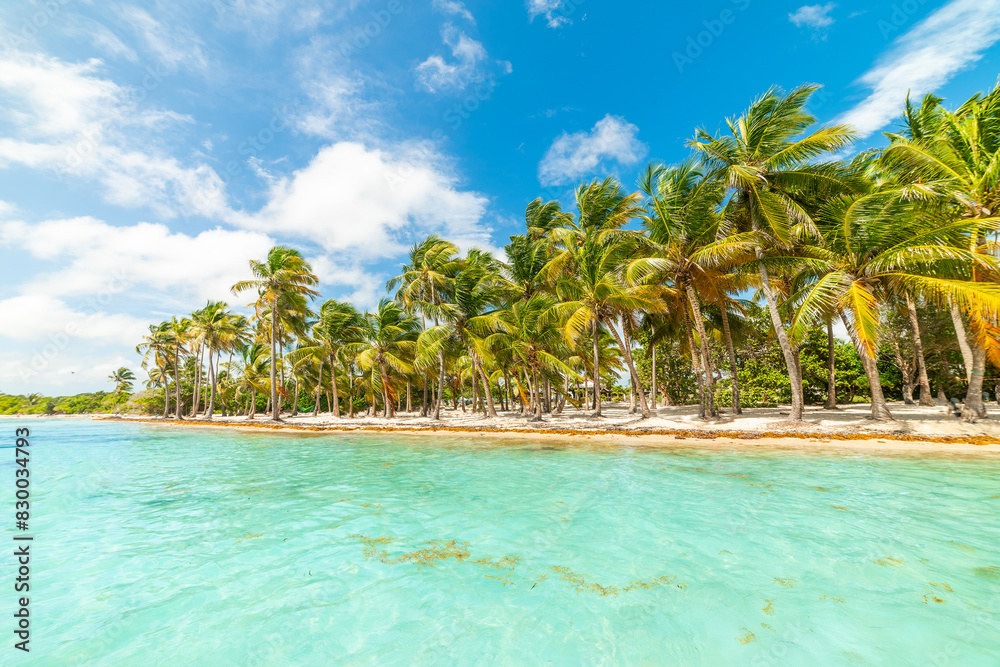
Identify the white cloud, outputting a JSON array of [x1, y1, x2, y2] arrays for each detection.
[[538, 115, 647, 186], [65, 16, 140, 63], [527, 0, 573, 28], [433, 0, 475, 23], [235, 141, 491, 258], [415, 24, 511, 93], [789, 3, 836, 29], [0, 216, 274, 302], [0, 295, 147, 346], [838, 0, 1000, 138], [0, 50, 231, 220], [121, 5, 208, 72]]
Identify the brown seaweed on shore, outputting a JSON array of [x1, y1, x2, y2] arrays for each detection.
[[97, 416, 1000, 447]]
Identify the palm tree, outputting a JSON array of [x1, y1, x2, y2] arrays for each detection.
[[546, 225, 664, 418], [350, 299, 419, 417], [232, 246, 320, 422], [417, 250, 507, 418], [690, 84, 856, 420], [289, 299, 365, 418], [189, 301, 247, 419], [107, 367, 135, 397], [136, 322, 174, 417], [881, 85, 1000, 416], [788, 190, 1000, 420], [629, 160, 747, 418], [490, 294, 575, 421], [388, 235, 462, 419]]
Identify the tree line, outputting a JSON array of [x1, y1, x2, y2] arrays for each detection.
[[133, 84, 1000, 423]]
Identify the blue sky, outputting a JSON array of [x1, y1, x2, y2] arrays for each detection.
[[1, 0, 999, 394]]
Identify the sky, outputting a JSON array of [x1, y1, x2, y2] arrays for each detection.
[[1, 0, 1000, 395]]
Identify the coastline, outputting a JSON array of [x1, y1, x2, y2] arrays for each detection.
[[81, 413, 1000, 457]]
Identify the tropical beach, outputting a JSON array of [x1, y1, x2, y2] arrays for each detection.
[[3, 0, 1000, 664]]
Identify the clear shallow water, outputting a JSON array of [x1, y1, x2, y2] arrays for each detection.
[[3, 420, 1000, 666]]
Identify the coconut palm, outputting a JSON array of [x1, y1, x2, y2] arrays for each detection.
[[349, 299, 419, 417], [416, 250, 507, 418], [108, 367, 135, 397], [136, 322, 174, 417], [689, 84, 856, 420], [788, 190, 1000, 420], [546, 223, 665, 418], [232, 246, 320, 422], [489, 294, 576, 421], [188, 301, 247, 418], [388, 235, 461, 419], [881, 85, 1000, 416]]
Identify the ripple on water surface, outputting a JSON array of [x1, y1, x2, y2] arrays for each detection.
[[5, 419, 1000, 665]]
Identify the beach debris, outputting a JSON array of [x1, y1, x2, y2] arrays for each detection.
[[762, 599, 775, 615], [773, 577, 796, 587], [736, 628, 756, 644]]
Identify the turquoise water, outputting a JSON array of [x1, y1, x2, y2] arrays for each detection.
[[3, 420, 1000, 665]]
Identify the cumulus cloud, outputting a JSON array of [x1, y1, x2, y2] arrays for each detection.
[[415, 24, 511, 93], [236, 141, 492, 258], [837, 0, 1000, 138], [538, 114, 647, 186], [789, 3, 836, 30], [0, 50, 230, 220]]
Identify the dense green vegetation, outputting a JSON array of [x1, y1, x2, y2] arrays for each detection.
[[46, 83, 1000, 422]]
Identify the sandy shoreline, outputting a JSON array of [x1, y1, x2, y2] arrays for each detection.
[[8, 401, 1000, 456]]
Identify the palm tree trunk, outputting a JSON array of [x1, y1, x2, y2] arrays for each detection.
[[843, 315, 892, 420], [720, 307, 741, 415], [406, 380, 411, 413], [754, 248, 804, 420], [291, 375, 300, 416], [249, 390, 256, 419], [949, 300, 974, 383], [269, 305, 280, 421], [965, 346, 987, 418], [555, 374, 568, 414], [905, 294, 934, 406], [206, 348, 217, 418], [606, 319, 650, 418], [824, 320, 837, 410], [421, 372, 429, 417], [312, 360, 323, 414], [683, 304, 706, 418], [329, 355, 341, 418], [684, 284, 716, 417], [591, 316, 602, 416], [532, 367, 543, 421], [160, 362, 169, 417], [174, 345, 183, 420], [473, 355, 498, 418], [380, 362, 393, 418], [433, 353, 445, 420], [651, 343, 657, 410]]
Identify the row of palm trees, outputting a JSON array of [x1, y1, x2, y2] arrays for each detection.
[[136, 83, 1000, 423]]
